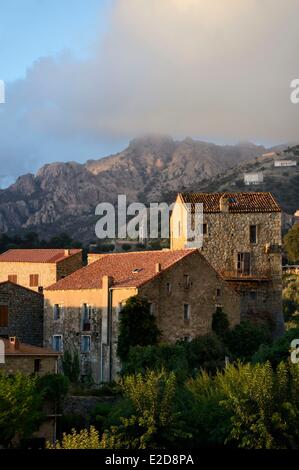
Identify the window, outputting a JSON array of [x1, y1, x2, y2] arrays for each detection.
[[250, 225, 257, 244], [8, 275, 17, 284], [250, 291, 257, 300], [149, 303, 155, 315], [53, 304, 61, 321], [29, 274, 39, 287], [52, 335, 62, 352], [202, 223, 208, 235], [183, 304, 190, 321], [184, 275, 190, 289], [0, 305, 8, 327], [82, 304, 92, 331], [178, 221, 181, 237], [216, 288, 221, 297], [34, 359, 41, 373], [237, 253, 251, 275], [81, 335, 91, 353], [166, 282, 172, 294]]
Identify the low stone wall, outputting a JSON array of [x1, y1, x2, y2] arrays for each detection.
[[62, 395, 116, 419]]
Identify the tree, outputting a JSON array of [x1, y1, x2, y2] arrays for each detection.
[[117, 296, 160, 361], [100, 370, 189, 449], [0, 373, 43, 447], [212, 307, 230, 338], [187, 361, 299, 449], [284, 224, 299, 263], [48, 426, 100, 449], [224, 321, 271, 362], [185, 333, 229, 375], [62, 351, 80, 383]]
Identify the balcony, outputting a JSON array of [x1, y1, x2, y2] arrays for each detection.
[[220, 269, 272, 282]]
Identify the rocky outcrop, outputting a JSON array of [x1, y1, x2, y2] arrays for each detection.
[[0, 135, 273, 241]]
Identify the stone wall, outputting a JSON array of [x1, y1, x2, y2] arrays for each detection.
[[0, 355, 57, 375], [0, 282, 44, 346], [56, 251, 83, 280], [170, 200, 283, 333], [0, 261, 57, 291]]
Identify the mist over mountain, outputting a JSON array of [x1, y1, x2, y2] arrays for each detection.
[[0, 135, 287, 242]]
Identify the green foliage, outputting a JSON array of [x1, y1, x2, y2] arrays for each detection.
[[117, 296, 160, 361], [37, 373, 69, 403], [252, 327, 299, 367], [121, 243, 132, 251], [100, 370, 189, 449], [284, 224, 299, 263], [62, 351, 80, 383], [0, 373, 43, 447], [121, 344, 189, 381], [224, 321, 271, 362], [185, 333, 229, 374], [187, 361, 299, 449], [212, 307, 230, 337], [48, 426, 100, 449]]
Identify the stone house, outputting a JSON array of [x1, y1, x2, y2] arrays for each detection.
[[0, 281, 44, 346], [44, 249, 240, 383], [170, 192, 284, 334], [0, 336, 59, 375], [0, 248, 83, 291]]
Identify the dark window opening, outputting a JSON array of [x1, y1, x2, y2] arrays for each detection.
[[34, 359, 41, 373], [250, 225, 257, 244], [0, 305, 8, 327]]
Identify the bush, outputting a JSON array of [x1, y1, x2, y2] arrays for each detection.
[[62, 351, 80, 383], [48, 426, 100, 449], [122, 344, 189, 381], [187, 361, 299, 449], [212, 307, 230, 337], [185, 334, 229, 375], [117, 296, 160, 361], [224, 321, 271, 362], [252, 327, 299, 367]]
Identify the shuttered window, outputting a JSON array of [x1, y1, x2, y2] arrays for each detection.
[[0, 305, 8, 327], [29, 274, 39, 287], [8, 275, 17, 284]]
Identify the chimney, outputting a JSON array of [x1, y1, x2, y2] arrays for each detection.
[[219, 195, 230, 213], [9, 336, 20, 350], [155, 263, 162, 273], [64, 249, 71, 256]]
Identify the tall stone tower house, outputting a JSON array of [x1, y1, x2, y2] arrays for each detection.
[[170, 192, 284, 334]]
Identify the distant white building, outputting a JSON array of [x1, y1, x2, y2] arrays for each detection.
[[244, 172, 264, 185], [274, 160, 297, 167]]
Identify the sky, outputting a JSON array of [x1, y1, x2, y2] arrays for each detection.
[[0, 0, 299, 187]]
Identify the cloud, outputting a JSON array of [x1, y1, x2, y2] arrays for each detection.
[[0, 0, 299, 184]]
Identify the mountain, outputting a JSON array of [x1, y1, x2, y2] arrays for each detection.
[[0, 135, 283, 242]]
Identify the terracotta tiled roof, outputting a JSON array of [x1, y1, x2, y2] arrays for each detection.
[[0, 248, 82, 263], [180, 192, 281, 213], [2, 339, 60, 356], [46, 249, 198, 290]]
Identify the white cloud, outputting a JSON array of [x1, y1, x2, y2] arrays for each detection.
[[0, 0, 299, 183]]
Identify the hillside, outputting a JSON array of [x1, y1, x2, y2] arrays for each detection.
[[0, 136, 271, 242], [198, 146, 299, 216]]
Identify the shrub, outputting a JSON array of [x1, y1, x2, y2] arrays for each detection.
[[212, 307, 230, 337], [117, 296, 160, 361], [224, 321, 271, 362]]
